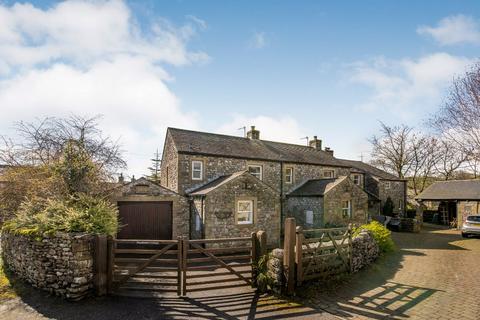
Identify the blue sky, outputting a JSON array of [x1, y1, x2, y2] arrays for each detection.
[[0, 0, 479, 176]]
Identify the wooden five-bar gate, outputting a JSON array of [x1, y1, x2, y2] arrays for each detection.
[[283, 218, 352, 294], [96, 233, 265, 297]]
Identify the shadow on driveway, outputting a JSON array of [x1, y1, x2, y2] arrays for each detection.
[[2, 283, 337, 319]]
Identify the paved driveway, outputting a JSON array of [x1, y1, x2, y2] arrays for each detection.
[[1, 225, 479, 319], [299, 224, 480, 319]]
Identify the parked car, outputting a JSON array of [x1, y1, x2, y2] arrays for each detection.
[[461, 215, 480, 238]]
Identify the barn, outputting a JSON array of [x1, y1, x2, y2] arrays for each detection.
[[416, 180, 480, 228]]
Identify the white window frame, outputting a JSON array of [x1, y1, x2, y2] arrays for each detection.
[[191, 160, 203, 180], [305, 210, 314, 225], [353, 174, 361, 186], [237, 200, 254, 225], [342, 200, 352, 218], [385, 181, 391, 189], [323, 170, 335, 178], [285, 167, 294, 184], [248, 165, 263, 180]]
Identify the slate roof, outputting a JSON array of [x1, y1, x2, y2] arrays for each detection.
[[336, 159, 402, 181], [188, 171, 247, 196], [168, 128, 349, 167], [416, 180, 480, 201], [118, 177, 179, 195], [287, 176, 348, 197]]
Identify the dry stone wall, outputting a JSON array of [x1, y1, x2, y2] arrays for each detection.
[[1, 232, 94, 300], [351, 230, 380, 273]]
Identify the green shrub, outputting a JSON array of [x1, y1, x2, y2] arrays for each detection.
[[354, 221, 395, 253], [253, 254, 272, 293], [3, 194, 118, 237]]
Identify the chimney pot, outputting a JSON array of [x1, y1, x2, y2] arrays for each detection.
[[325, 147, 334, 156], [309, 136, 322, 150], [247, 126, 260, 140]]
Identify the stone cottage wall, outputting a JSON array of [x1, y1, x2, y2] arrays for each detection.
[[178, 154, 281, 195], [285, 196, 324, 228], [203, 174, 280, 247], [177, 153, 352, 197], [379, 180, 406, 216], [323, 179, 368, 226], [160, 131, 179, 191], [1, 232, 94, 300], [282, 164, 351, 194]]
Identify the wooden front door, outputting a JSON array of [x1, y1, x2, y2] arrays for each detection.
[[117, 201, 173, 240]]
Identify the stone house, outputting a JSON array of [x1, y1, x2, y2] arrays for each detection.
[[416, 180, 480, 228], [109, 126, 403, 245], [337, 159, 407, 217], [285, 176, 369, 228]]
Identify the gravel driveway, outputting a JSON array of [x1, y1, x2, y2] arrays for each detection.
[[1, 224, 479, 319]]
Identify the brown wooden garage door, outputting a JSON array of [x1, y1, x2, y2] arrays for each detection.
[[117, 201, 173, 240]]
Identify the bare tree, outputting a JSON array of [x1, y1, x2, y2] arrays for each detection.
[[0, 115, 126, 175], [431, 63, 480, 162], [409, 135, 439, 195], [434, 139, 468, 180], [0, 115, 126, 219], [466, 154, 480, 178], [369, 122, 414, 179]]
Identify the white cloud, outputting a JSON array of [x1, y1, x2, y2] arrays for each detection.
[[348, 53, 472, 117], [249, 31, 267, 49], [417, 14, 480, 46], [0, 0, 209, 74], [0, 0, 208, 176], [216, 114, 307, 145]]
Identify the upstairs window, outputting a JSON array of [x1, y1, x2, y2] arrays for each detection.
[[352, 174, 362, 186], [192, 160, 203, 180], [342, 200, 352, 218], [385, 181, 391, 189], [323, 170, 335, 178], [237, 200, 254, 224], [285, 167, 294, 184], [248, 165, 263, 180]]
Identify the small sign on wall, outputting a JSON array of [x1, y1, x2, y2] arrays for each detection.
[[305, 210, 314, 225]]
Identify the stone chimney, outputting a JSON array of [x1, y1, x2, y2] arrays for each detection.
[[247, 126, 260, 140], [118, 173, 125, 184], [325, 147, 334, 156], [309, 136, 322, 150]]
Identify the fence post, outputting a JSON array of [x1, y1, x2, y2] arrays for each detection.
[[177, 236, 183, 296], [348, 223, 353, 273], [106, 236, 114, 294], [94, 234, 107, 296], [283, 217, 296, 295], [251, 232, 258, 287], [257, 230, 267, 257], [182, 236, 188, 296], [295, 226, 303, 287]]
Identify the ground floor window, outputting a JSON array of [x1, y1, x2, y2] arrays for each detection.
[[237, 200, 254, 224], [342, 200, 352, 218]]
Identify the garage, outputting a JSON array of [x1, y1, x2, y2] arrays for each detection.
[[117, 201, 173, 240], [113, 177, 189, 240]]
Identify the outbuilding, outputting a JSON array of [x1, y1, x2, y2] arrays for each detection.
[[113, 177, 189, 239], [416, 180, 480, 228]]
